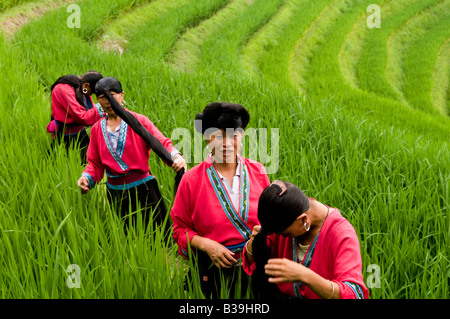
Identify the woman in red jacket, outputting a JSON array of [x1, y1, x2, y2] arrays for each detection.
[[47, 71, 104, 163], [78, 77, 186, 235], [171, 102, 270, 298], [243, 180, 369, 299]]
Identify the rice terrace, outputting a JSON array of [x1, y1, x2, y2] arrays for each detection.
[[0, 0, 448, 301]]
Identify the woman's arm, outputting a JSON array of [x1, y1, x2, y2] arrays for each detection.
[[265, 259, 341, 299], [78, 125, 104, 193], [190, 236, 237, 269], [264, 224, 369, 299], [140, 116, 186, 172], [53, 84, 100, 126]]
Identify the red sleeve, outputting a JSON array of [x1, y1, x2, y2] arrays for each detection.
[[243, 162, 270, 275], [170, 174, 199, 259], [141, 116, 176, 153], [52, 84, 100, 126], [331, 223, 369, 299], [81, 124, 104, 188], [242, 244, 256, 275], [243, 233, 277, 276]]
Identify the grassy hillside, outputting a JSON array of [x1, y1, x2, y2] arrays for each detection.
[[0, 0, 448, 299]]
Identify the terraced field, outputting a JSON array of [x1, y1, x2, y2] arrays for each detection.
[[0, 0, 448, 299]]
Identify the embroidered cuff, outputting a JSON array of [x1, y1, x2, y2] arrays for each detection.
[[95, 102, 106, 118], [342, 281, 365, 299], [171, 150, 182, 160], [81, 172, 95, 189]]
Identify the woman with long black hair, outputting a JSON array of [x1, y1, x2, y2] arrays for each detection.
[[78, 77, 186, 235], [47, 71, 104, 163], [243, 180, 369, 299]]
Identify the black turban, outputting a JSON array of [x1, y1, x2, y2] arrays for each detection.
[[194, 102, 250, 135]]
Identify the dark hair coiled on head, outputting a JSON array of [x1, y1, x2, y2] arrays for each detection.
[[94, 77, 184, 195], [95, 76, 123, 96], [194, 102, 250, 135], [80, 70, 103, 94], [252, 181, 310, 299], [51, 74, 84, 106]]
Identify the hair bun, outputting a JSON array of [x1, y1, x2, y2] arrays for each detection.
[[95, 77, 123, 96], [194, 113, 205, 133], [195, 102, 250, 135]]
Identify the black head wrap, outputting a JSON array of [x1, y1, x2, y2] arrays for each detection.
[[80, 71, 103, 94], [95, 76, 123, 96], [194, 102, 250, 135], [95, 77, 184, 194]]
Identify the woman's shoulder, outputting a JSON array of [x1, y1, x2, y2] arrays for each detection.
[[125, 109, 144, 119], [88, 119, 102, 136], [52, 83, 74, 95], [175, 161, 210, 196], [182, 161, 209, 181], [131, 110, 157, 122], [324, 209, 359, 243], [240, 156, 268, 174], [240, 157, 270, 186]]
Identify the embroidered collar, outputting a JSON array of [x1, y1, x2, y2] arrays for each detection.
[[206, 156, 251, 241], [101, 118, 129, 171], [215, 156, 242, 180]]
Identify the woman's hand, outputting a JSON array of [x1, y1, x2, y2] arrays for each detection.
[[203, 238, 237, 269], [265, 258, 341, 299], [251, 225, 261, 240], [245, 225, 261, 258], [77, 177, 90, 194], [190, 236, 237, 269], [172, 153, 187, 173], [264, 258, 308, 283]]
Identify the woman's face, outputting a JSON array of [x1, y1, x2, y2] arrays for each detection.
[[97, 91, 124, 116], [207, 128, 243, 164]]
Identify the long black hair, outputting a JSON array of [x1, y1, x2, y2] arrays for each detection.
[[194, 102, 250, 135], [251, 181, 310, 299], [95, 77, 184, 194], [51, 74, 84, 106], [80, 70, 103, 94]]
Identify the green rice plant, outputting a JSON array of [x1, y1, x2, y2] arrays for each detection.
[[129, 0, 230, 64], [168, 0, 284, 74], [0, 0, 37, 13], [241, 0, 329, 90], [353, 0, 439, 101], [385, 0, 450, 112], [401, 15, 450, 116], [198, 0, 285, 74], [0, 0, 448, 299], [96, 0, 191, 54], [292, 0, 450, 144], [431, 39, 450, 116]]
